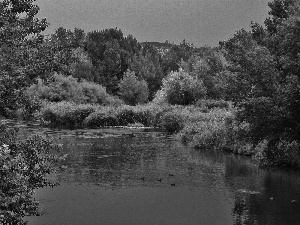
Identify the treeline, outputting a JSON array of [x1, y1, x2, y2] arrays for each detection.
[[29, 28, 229, 104], [0, 24, 207, 110], [33, 28, 218, 100]]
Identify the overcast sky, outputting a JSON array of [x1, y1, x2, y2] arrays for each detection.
[[35, 0, 270, 47]]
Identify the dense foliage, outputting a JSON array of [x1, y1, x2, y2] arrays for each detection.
[[84, 29, 141, 95], [118, 70, 149, 105], [154, 69, 206, 105], [129, 43, 164, 99], [218, 0, 300, 167], [0, 1, 59, 224], [26, 73, 122, 105], [0, 124, 58, 224], [0, 0, 51, 117]]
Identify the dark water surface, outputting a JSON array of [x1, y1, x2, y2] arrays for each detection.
[[4, 120, 300, 225]]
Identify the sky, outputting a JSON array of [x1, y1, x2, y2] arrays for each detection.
[[35, 0, 270, 47]]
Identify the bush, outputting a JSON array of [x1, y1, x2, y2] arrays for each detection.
[[84, 104, 169, 128], [26, 73, 117, 105], [64, 106, 95, 127], [104, 96, 125, 107], [131, 105, 157, 127], [153, 69, 206, 105], [118, 70, 149, 105], [40, 102, 97, 127], [159, 112, 184, 133], [254, 138, 300, 168], [115, 105, 136, 126], [15, 94, 43, 120], [195, 99, 230, 109], [179, 107, 247, 152], [193, 123, 227, 149], [79, 80, 115, 105], [0, 124, 57, 224], [83, 108, 118, 128], [0, 75, 24, 118], [181, 120, 230, 150], [236, 97, 288, 144]]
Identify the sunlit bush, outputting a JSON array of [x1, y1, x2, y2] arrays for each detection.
[[40, 102, 165, 128], [104, 95, 125, 107], [195, 99, 230, 109], [39, 102, 97, 127], [153, 69, 206, 105], [83, 108, 118, 127], [114, 105, 158, 127], [115, 105, 136, 125], [118, 70, 149, 105], [26, 73, 118, 105], [131, 105, 157, 127], [84, 104, 169, 128], [179, 107, 245, 151], [194, 124, 227, 149]]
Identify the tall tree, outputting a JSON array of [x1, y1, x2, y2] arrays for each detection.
[[0, 0, 49, 116], [161, 40, 195, 75], [129, 44, 164, 99], [85, 28, 141, 95], [221, 29, 279, 102]]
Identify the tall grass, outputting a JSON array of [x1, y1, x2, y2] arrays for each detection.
[[83, 107, 118, 128], [38, 102, 165, 128], [38, 101, 243, 143], [38, 101, 195, 132], [83, 104, 170, 128], [178, 107, 253, 153], [39, 101, 98, 127]]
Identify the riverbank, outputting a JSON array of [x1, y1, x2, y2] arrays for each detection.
[[35, 100, 233, 131], [3, 99, 300, 169], [36, 101, 255, 156]]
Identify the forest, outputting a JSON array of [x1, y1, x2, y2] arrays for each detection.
[[1, 0, 300, 224]]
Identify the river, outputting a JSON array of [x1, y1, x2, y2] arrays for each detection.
[[4, 120, 300, 225]]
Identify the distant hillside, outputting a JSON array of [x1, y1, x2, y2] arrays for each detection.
[[140, 42, 217, 51], [140, 42, 170, 49]]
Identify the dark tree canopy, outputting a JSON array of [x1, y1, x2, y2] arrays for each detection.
[[84, 28, 141, 94]]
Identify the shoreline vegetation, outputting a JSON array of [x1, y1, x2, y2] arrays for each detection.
[[2, 0, 300, 223], [8, 98, 300, 169]]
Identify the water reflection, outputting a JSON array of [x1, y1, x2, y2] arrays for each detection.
[[3, 120, 300, 225]]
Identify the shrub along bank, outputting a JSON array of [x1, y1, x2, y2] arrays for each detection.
[[180, 106, 300, 168], [38, 102, 207, 132], [0, 124, 58, 224]]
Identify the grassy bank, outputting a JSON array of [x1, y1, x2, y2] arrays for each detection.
[[37, 101, 181, 131], [37, 100, 230, 132]]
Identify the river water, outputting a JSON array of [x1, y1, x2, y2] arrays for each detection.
[[4, 120, 300, 225]]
